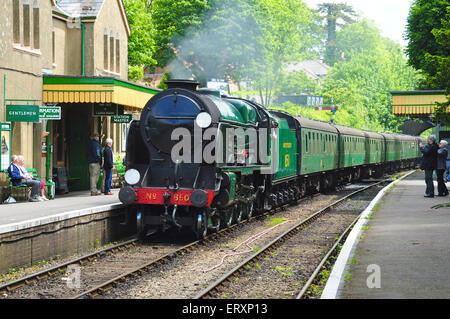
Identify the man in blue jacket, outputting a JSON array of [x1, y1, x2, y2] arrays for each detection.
[[103, 138, 114, 195], [7, 155, 41, 202], [86, 133, 102, 196]]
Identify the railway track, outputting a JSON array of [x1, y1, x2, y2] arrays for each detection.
[[194, 179, 388, 299], [0, 177, 394, 299]]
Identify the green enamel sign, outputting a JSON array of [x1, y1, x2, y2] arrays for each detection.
[[6, 104, 40, 122], [40, 106, 61, 120], [111, 115, 132, 123]]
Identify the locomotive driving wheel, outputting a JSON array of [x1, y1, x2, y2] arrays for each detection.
[[243, 200, 254, 219], [221, 207, 234, 228], [193, 210, 208, 239], [234, 203, 244, 223]]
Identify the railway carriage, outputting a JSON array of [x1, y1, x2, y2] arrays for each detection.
[[119, 80, 423, 238]]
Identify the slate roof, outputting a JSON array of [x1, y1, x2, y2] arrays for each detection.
[[54, 0, 105, 18]]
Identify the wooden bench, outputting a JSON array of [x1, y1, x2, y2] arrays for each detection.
[[2, 168, 55, 201]]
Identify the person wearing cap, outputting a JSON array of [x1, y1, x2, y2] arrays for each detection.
[[86, 132, 102, 195]]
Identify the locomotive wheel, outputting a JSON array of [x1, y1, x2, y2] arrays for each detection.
[[234, 204, 244, 223], [193, 211, 208, 239], [208, 214, 221, 233], [243, 201, 254, 219], [221, 208, 234, 228]]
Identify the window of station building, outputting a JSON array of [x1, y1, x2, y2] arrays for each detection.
[[104, 29, 108, 70], [33, 0, 39, 50], [23, 0, 30, 47], [109, 31, 115, 72], [13, 0, 20, 43], [115, 34, 120, 74], [52, 23, 55, 64]]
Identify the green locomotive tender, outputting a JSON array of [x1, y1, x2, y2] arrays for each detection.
[[119, 80, 424, 238]]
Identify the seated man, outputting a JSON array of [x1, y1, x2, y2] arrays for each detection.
[[7, 155, 42, 202], [17, 155, 48, 201]]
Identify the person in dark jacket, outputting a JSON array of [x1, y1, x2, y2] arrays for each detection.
[[7, 155, 41, 202], [436, 140, 449, 196], [419, 135, 438, 197], [86, 133, 102, 196], [103, 138, 114, 195]]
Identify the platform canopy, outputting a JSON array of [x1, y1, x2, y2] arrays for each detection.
[[43, 76, 160, 111], [391, 90, 448, 118]]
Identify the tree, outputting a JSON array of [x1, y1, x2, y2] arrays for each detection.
[[123, 0, 156, 69], [252, 0, 318, 106], [406, 0, 449, 124], [317, 2, 358, 66], [405, 0, 449, 89], [275, 70, 319, 96], [319, 20, 420, 132], [151, 0, 210, 67], [168, 0, 264, 86]]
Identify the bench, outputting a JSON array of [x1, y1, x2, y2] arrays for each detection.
[[2, 168, 55, 202]]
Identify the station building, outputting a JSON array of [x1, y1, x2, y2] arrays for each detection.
[[391, 90, 449, 141], [0, 0, 158, 192]]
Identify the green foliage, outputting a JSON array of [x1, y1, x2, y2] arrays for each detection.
[[157, 73, 171, 90], [406, 0, 449, 89], [251, 0, 319, 105], [319, 20, 420, 131], [405, 1, 449, 125], [168, 0, 264, 85], [275, 70, 319, 96], [123, 0, 156, 67], [128, 65, 144, 82], [151, 0, 210, 67]]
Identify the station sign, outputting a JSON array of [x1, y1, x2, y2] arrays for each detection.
[[111, 114, 133, 123], [6, 104, 40, 122], [93, 103, 118, 116], [40, 106, 61, 120]]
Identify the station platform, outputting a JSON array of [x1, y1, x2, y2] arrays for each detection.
[[323, 170, 450, 299], [0, 189, 122, 235]]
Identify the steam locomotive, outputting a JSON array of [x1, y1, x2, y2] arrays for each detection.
[[119, 80, 423, 238]]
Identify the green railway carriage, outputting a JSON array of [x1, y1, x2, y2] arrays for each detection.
[[363, 131, 385, 164], [334, 125, 367, 169], [296, 117, 339, 175], [381, 133, 400, 162]]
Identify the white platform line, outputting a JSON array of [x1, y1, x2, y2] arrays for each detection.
[[320, 170, 416, 299]]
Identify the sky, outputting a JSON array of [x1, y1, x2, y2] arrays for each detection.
[[303, 0, 413, 48]]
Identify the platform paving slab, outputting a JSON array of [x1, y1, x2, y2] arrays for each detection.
[[0, 189, 122, 234], [339, 171, 450, 299]]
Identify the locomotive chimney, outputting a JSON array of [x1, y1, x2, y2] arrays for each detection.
[[165, 79, 199, 91]]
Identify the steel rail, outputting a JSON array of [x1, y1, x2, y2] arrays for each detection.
[[296, 211, 359, 299], [194, 179, 389, 299], [0, 237, 138, 295], [70, 199, 308, 299]]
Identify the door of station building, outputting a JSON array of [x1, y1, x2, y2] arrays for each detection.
[[65, 105, 91, 191]]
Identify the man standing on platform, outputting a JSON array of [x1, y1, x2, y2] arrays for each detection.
[[86, 133, 102, 196], [103, 138, 114, 195], [436, 140, 449, 196], [419, 135, 438, 198]]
